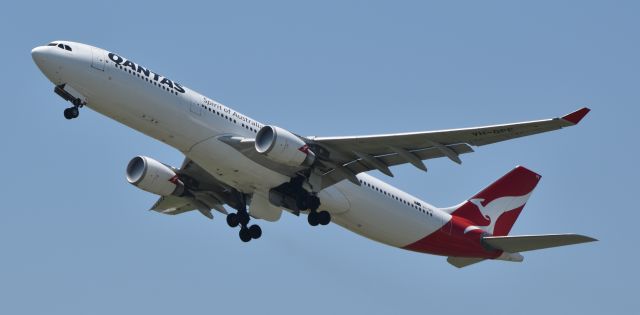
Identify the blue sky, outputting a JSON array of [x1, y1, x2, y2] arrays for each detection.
[[1, 1, 638, 314]]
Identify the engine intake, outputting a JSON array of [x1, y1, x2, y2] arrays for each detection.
[[255, 125, 315, 167], [126, 156, 186, 196]]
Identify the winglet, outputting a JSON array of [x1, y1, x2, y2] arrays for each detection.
[[562, 107, 591, 125]]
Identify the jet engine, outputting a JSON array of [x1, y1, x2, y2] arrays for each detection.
[[126, 156, 186, 196], [255, 125, 315, 167]]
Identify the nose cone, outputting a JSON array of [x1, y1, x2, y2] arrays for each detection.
[[31, 46, 50, 70], [32, 45, 64, 84], [31, 46, 47, 61]]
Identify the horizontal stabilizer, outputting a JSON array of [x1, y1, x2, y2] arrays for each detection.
[[447, 257, 486, 268], [483, 234, 597, 253]]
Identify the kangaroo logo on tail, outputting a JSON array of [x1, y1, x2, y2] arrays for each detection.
[[464, 193, 532, 234], [454, 166, 541, 236]]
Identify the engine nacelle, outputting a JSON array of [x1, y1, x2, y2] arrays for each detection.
[[126, 156, 186, 196], [255, 125, 315, 167]]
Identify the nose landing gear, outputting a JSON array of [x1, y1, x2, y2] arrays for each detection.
[[55, 84, 85, 120], [63, 105, 80, 119]]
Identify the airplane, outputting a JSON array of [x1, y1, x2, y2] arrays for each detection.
[[31, 40, 596, 268]]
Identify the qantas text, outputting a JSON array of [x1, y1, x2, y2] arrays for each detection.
[[108, 52, 186, 94]]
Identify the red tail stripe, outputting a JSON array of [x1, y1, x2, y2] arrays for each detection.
[[470, 166, 540, 205]]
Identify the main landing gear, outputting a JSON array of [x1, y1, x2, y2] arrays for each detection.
[[226, 195, 262, 242], [298, 194, 331, 226], [274, 176, 332, 227]]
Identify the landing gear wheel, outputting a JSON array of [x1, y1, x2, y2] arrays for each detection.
[[296, 195, 308, 210], [230, 194, 264, 242], [308, 195, 320, 211], [238, 212, 250, 226], [308, 211, 320, 226], [239, 227, 252, 242], [69, 107, 79, 118], [63, 107, 79, 120], [249, 225, 262, 239], [226, 213, 240, 228], [318, 211, 331, 225]]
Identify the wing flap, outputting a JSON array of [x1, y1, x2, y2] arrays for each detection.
[[150, 194, 226, 219], [323, 143, 473, 181], [151, 195, 197, 215]]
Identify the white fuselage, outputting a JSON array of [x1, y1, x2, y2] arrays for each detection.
[[32, 41, 451, 251]]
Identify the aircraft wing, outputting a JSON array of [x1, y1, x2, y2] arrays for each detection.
[[150, 158, 244, 219], [308, 107, 590, 188], [219, 108, 589, 190], [151, 195, 215, 217]]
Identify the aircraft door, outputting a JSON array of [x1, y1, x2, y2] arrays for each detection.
[[189, 101, 202, 116], [91, 48, 106, 71]]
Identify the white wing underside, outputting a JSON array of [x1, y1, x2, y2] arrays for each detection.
[[151, 193, 227, 218]]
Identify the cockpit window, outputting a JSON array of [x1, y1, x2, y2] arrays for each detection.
[[49, 43, 72, 51]]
